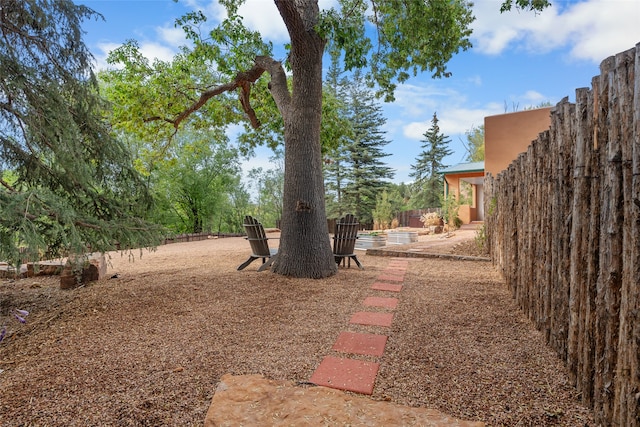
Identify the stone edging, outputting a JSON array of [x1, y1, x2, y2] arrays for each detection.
[[365, 248, 491, 262]]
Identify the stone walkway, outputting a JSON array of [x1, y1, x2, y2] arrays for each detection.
[[309, 258, 407, 394], [205, 373, 485, 426], [205, 257, 485, 426]]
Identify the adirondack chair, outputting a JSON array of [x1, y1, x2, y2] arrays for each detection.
[[332, 213, 363, 269], [237, 216, 278, 272]]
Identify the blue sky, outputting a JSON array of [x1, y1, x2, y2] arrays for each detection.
[[77, 0, 640, 185]]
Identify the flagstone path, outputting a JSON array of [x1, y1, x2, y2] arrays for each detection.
[[204, 256, 486, 426], [309, 259, 407, 395]]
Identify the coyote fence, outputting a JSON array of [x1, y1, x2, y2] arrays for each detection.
[[394, 209, 441, 228], [162, 232, 243, 245], [485, 44, 639, 426]]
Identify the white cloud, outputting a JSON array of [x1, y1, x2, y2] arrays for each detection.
[[92, 42, 121, 70], [559, 0, 640, 62], [467, 75, 483, 86], [139, 42, 178, 63], [92, 39, 178, 72], [471, 0, 640, 63], [157, 25, 188, 48], [193, 0, 338, 43], [402, 121, 427, 140], [402, 105, 499, 141], [471, 0, 556, 54], [522, 90, 546, 104], [236, 0, 288, 42], [391, 83, 465, 119], [442, 107, 498, 133]]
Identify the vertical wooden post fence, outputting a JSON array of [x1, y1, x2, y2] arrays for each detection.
[[485, 43, 640, 426]]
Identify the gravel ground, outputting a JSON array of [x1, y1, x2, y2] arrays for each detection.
[[0, 232, 595, 426]]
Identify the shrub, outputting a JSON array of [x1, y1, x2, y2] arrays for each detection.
[[420, 212, 441, 227]]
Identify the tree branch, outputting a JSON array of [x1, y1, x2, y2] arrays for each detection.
[[0, 177, 16, 192], [143, 56, 292, 131], [239, 80, 259, 128], [171, 80, 240, 128], [254, 56, 291, 119], [143, 61, 269, 130]]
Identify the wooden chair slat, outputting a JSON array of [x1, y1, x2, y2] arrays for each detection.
[[332, 213, 363, 269], [237, 216, 278, 272]]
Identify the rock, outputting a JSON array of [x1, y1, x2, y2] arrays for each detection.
[[204, 374, 485, 427], [27, 260, 65, 277], [60, 253, 107, 289], [0, 263, 27, 279]]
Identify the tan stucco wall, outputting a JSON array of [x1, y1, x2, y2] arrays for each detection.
[[484, 107, 551, 177], [444, 172, 484, 224]]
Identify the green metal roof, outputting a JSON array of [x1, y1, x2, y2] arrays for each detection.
[[439, 161, 485, 174]]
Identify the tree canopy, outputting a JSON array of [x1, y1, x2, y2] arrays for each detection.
[[102, 0, 478, 278], [464, 125, 485, 162], [98, 0, 551, 278], [0, 0, 161, 267]]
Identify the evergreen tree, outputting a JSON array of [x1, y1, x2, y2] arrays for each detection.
[[323, 152, 349, 220], [372, 190, 394, 230], [410, 113, 452, 208], [322, 52, 352, 220], [0, 0, 160, 266], [386, 182, 412, 214], [341, 71, 395, 226]]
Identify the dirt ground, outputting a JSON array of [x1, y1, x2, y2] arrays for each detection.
[[0, 228, 595, 426]]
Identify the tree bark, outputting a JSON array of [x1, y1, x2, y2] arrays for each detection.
[[151, 0, 338, 278], [268, 0, 338, 278]]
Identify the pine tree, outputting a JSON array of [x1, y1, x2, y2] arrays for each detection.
[[410, 113, 452, 208], [322, 52, 352, 220], [0, 0, 160, 266], [341, 71, 395, 226]]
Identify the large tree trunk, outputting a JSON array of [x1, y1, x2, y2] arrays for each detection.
[[269, 0, 337, 278]]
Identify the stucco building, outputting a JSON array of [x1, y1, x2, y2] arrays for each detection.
[[441, 107, 552, 224]]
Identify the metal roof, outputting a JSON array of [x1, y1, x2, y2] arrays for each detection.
[[439, 161, 485, 174]]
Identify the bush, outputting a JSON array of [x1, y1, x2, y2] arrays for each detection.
[[440, 193, 462, 230], [420, 212, 441, 227]]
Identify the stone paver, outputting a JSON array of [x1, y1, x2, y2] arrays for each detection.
[[363, 296, 399, 309], [309, 356, 380, 394], [383, 271, 406, 278], [204, 374, 487, 426], [332, 331, 388, 356], [350, 311, 394, 327], [371, 282, 403, 292], [377, 273, 404, 282], [388, 261, 409, 267]]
